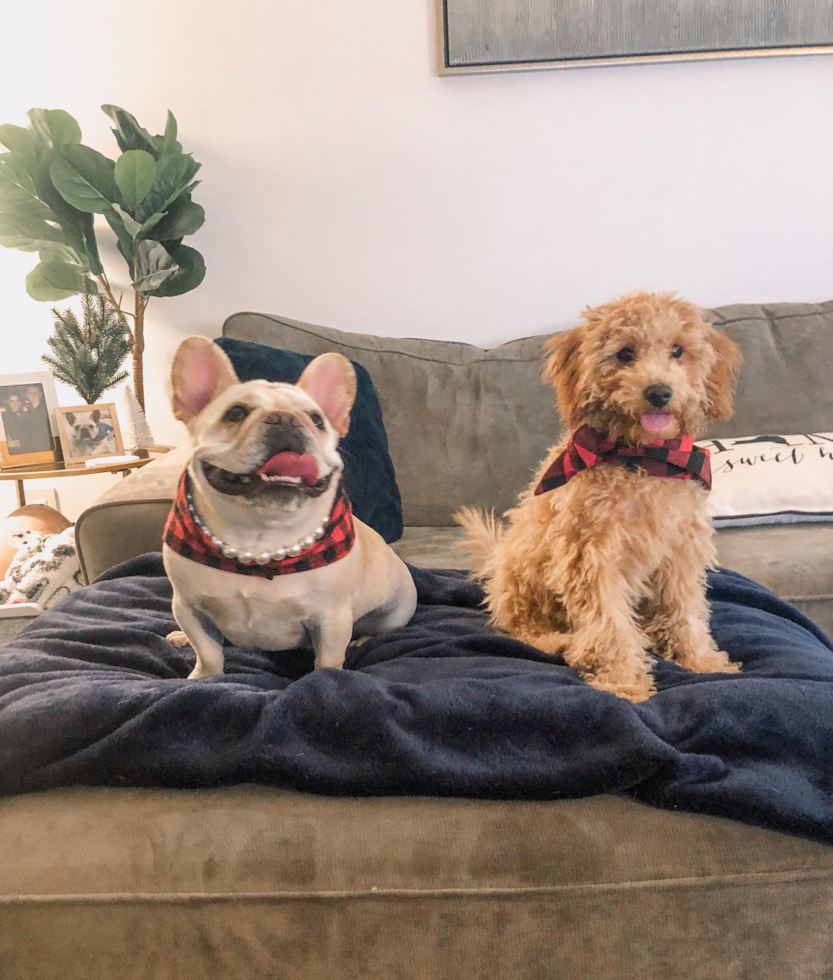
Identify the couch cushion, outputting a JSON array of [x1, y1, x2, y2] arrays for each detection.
[[392, 525, 469, 569], [75, 446, 191, 582], [224, 311, 563, 527], [224, 301, 833, 527], [395, 523, 833, 637], [1, 787, 831, 980], [716, 524, 833, 637]]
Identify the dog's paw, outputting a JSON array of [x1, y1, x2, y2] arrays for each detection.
[[683, 647, 741, 675], [186, 665, 223, 680], [522, 631, 571, 656], [586, 673, 657, 703], [166, 630, 192, 648]]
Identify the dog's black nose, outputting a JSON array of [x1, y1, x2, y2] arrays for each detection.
[[644, 384, 673, 408], [264, 411, 298, 428], [262, 411, 307, 455]]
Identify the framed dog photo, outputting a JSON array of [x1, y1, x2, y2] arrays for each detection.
[[0, 372, 61, 469], [57, 404, 125, 465]]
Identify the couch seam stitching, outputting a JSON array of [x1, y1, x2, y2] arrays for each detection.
[[3, 867, 831, 905], [223, 313, 550, 366]]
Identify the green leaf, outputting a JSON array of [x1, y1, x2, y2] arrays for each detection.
[[27, 109, 82, 147], [32, 150, 103, 275], [104, 212, 134, 266], [39, 242, 85, 266], [79, 215, 103, 277], [0, 196, 55, 221], [0, 125, 47, 169], [0, 214, 65, 251], [111, 202, 143, 237], [26, 259, 97, 301], [140, 153, 200, 217], [138, 210, 167, 237], [50, 144, 121, 214], [146, 194, 204, 240], [34, 150, 87, 249], [0, 152, 46, 216], [159, 110, 179, 155], [114, 149, 156, 211], [144, 243, 205, 297], [133, 241, 179, 291], [101, 104, 159, 157]]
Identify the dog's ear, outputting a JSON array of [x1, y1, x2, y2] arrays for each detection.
[[542, 327, 584, 426], [296, 353, 357, 437], [65, 413, 76, 427], [91, 410, 100, 423], [704, 326, 742, 421], [171, 337, 240, 424]]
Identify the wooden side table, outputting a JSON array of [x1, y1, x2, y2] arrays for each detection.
[[0, 447, 172, 508]]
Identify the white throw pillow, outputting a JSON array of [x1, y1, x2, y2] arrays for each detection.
[[703, 433, 833, 527], [0, 527, 83, 609]]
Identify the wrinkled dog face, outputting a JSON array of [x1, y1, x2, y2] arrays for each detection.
[[192, 381, 344, 500], [544, 291, 742, 443], [171, 338, 357, 506], [66, 410, 101, 443]]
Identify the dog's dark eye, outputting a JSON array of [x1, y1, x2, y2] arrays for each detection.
[[308, 411, 326, 431], [671, 344, 684, 359], [616, 347, 636, 364], [222, 404, 250, 424]]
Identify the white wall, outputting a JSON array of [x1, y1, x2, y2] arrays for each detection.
[[1, 0, 832, 519]]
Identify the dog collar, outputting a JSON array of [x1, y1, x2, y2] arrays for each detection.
[[164, 471, 355, 579], [535, 424, 711, 495]]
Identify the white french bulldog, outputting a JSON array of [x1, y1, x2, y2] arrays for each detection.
[[163, 336, 417, 679], [65, 409, 118, 457]]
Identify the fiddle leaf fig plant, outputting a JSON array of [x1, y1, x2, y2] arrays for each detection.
[[0, 105, 206, 408]]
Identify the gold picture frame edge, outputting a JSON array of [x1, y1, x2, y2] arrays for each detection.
[[56, 402, 126, 466], [0, 439, 61, 471]]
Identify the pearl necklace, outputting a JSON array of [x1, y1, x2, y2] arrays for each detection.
[[186, 488, 326, 566]]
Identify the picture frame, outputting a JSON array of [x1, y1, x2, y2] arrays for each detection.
[[56, 403, 125, 465], [0, 372, 62, 469], [440, 0, 833, 74]]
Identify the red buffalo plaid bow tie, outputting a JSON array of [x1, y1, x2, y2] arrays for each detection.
[[534, 424, 711, 496], [164, 471, 355, 579]]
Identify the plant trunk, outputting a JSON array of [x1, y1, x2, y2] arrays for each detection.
[[132, 291, 145, 410]]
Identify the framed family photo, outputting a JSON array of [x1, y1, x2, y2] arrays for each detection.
[[56, 404, 125, 465], [0, 372, 61, 469]]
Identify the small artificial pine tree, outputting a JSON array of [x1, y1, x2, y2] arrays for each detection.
[[42, 295, 133, 405]]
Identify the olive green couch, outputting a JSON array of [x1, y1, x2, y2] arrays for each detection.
[[3, 300, 833, 979]]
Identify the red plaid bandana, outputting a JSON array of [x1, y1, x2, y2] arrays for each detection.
[[535, 424, 711, 496], [164, 471, 355, 579]]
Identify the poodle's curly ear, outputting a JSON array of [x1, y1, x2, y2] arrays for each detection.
[[542, 327, 584, 427], [704, 326, 742, 421]]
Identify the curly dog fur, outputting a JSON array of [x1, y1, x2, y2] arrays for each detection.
[[456, 291, 743, 702]]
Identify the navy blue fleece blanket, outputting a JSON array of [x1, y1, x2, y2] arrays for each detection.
[[1, 554, 832, 843]]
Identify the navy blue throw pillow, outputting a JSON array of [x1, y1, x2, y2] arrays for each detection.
[[215, 337, 404, 543]]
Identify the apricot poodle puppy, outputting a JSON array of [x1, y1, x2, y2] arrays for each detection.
[[457, 291, 742, 702]]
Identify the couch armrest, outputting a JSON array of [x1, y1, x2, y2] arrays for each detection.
[[75, 446, 189, 583]]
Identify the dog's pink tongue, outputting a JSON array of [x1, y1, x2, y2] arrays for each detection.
[[640, 413, 674, 434], [258, 452, 319, 485]]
